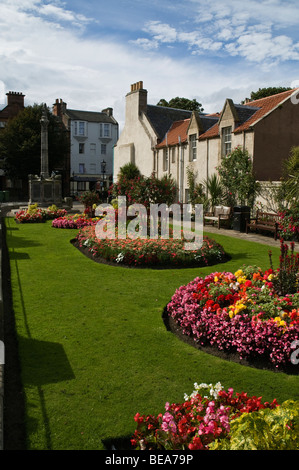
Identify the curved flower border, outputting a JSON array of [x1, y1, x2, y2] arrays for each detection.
[[167, 267, 299, 368], [131, 382, 280, 450]]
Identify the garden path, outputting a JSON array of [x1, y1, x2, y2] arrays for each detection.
[[203, 225, 299, 252]]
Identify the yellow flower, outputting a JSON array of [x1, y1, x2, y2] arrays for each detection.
[[274, 317, 287, 328], [234, 269, 244, 278], [214, 276, 219, 282], [237, 276, 247, 284], [267, 274, 274, 280]]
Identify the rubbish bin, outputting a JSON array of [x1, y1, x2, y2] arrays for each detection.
[[233, 206, 250, 232], [3, 191, 9, 202]]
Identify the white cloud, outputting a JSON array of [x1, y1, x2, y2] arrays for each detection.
[[144, 21, 177, 43], [0, 0, 297, 127]]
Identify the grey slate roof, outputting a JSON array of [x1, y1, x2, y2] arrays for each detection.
[[234, 104, 260, 127], [146, 105, 192, 141], [66, 109, 117, 124]]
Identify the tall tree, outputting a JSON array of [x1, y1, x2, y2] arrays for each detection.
[[0, 103, 68, 181], [157, 97, 204, 112], [249, 87, 292, 101]]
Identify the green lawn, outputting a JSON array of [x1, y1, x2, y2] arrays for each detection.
[[4, 217, 299, 450]]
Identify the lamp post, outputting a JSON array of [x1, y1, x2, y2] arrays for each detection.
[[100, 159, 107, 201]]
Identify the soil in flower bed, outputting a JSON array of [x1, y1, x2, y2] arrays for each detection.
[[162, 306, 298, 375], [71, 238, 231, 270]]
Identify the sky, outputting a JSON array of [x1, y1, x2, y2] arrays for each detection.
[[1, 0, 299, 129]]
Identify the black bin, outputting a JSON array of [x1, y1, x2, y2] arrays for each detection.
[[233, 206, 250, 232]]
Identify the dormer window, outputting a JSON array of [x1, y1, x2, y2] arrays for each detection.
[[189, 134, 197, 161], [222, 126, 232, 156], [163, 148, 169, 171]]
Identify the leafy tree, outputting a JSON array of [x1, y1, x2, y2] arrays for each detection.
[[0, 103, 68, 181], [157, 97, 204, 113], [217, 146, 260, 208], [249, 87, 292, 101]]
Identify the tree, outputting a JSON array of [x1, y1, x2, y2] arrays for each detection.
[[249, 87, 292, 101], [0, 103, 68, 181], [217, 146, 260, 208], [157, 97, 204, 113]]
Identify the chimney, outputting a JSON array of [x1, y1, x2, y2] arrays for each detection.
[[6, 91, 25, 108], [244, 98, 252, 104], [53, 98, 67, 117], [102, 107, 113, 117], [126, 81, 147, 118]]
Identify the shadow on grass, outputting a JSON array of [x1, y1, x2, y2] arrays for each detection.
[[17, 336, 75, 386], [102, 435, 133, 450], [8, 252, 30, 260]]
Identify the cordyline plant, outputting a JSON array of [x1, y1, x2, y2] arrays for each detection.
[[269, 239, 299, 295]]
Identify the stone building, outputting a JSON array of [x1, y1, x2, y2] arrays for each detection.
[[53, 99, 119, 198], [114, 83, 299, 203]]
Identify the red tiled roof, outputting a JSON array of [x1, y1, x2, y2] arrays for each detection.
[[156, 119, 190, 148], [199, 88, 297, 140]]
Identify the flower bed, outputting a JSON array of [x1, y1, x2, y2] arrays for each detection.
[[52, 214, 100, 229], [131, 382, 284, 450], [15, 204, 67, 223], [278, 207, 299, 241], [75, 225, 228, 268], [166, 263, 299, 369]]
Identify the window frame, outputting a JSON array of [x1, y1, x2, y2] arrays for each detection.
[[222, 126, 232, 156]]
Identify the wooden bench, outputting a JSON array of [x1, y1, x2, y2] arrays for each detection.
[[245, 210, 280, 240], [204, 206, 232, 229]]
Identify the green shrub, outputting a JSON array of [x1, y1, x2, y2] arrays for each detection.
[[211, 400, 299, 450]]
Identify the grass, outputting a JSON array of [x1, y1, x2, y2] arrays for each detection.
[[3, 217, 299, 450]]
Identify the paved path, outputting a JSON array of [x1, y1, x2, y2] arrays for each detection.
[[203, 224, 299, 252]]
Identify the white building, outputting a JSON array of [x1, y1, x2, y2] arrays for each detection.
[[53, 99, 118, 197]]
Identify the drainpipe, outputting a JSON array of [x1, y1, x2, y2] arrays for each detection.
[[179, 136, 184, 203]]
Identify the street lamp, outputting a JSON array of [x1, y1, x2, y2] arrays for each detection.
[[101, 159, 106, 175]]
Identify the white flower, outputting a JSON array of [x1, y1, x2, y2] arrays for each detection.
[[115, 252, 124, 263]]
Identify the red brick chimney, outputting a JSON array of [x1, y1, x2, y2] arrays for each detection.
[[53, 98, 67, 117], [6, 91, 25, 108]]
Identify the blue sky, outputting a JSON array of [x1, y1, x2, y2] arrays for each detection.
[[1, 0, 299, 127]]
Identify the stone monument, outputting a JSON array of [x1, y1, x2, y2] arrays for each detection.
[[28, 104, 62, 206]]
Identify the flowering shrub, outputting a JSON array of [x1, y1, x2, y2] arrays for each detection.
[[131, 382, 279, 450], [75, 225, 228, 268], [278, 207, 299, 241], [52, 213, 99, 229], [15, 207, 45, 223], [167, 264, 299, 368], [15, 204, 67, 223], [109, 172, 177, 207]]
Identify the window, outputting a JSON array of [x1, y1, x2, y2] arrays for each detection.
[[171, 147, 176, 163], [79, 143, 85, 154], [77, 182, 86, 191], [90, 143, 96, 155], [189, 134, 197, 161], [99, 123, 111, 138], [222, 126, 232, 156], [74, 121, 87, 137], [101, 143, 107, 155], [79, 163, 85, 174], [90, 163, 96, 174], [163, 148, 168, 172]]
